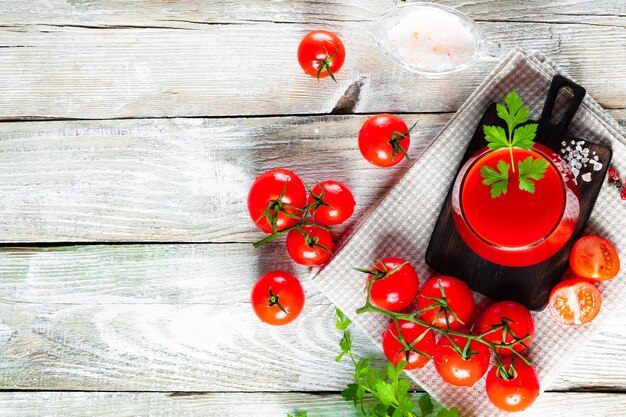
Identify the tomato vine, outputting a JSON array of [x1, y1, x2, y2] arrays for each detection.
[[355, 264, 533, 380]]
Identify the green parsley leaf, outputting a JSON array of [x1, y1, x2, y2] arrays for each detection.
[[335, 308, 352, 331], [341, 383, 359, 402], [437, 407, 461, 417], [504, 90, 524, 118], [497, 91, 529, 131], [374, 379, 396, 407], [517, 156, 550, 194], [483, 125, 509, 150], [511, 123, 538, 150], [397, 395, 415, 415], [416, 393, 435, 417], [480, 159, 510, 198], [286, 412, 307, 417]]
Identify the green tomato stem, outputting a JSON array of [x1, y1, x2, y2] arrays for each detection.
[[356, 269, 533, 370]]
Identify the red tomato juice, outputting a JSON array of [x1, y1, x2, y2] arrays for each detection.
[[452, 144, 580, 267]]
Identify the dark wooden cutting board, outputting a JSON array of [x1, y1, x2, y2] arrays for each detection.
[[425, 75, 613, 311]]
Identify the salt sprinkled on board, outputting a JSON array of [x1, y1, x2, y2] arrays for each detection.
[[559, 139, 603, 183], [387, 9, 477, 71]]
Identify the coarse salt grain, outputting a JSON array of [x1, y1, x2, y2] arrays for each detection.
[[386, 9, 477, 71], [559, 139, 603, 183]]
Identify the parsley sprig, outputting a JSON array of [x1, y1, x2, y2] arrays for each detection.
[[480, 91, 549, 198], [484, 90, 538, 171], [335, 309, 460, 417]]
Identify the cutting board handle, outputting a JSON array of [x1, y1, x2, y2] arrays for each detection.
[[538, 74, 586, 145]]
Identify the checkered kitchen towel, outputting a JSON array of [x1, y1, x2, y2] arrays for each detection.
[[312, 49, 626, 416]]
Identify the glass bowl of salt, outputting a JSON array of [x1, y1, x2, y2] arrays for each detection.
[[369, 2, 501, 75]]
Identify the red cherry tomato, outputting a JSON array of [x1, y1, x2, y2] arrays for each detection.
[[382, 320, 435, 370], [247, 168, 307, 234], [358, 114, 413, 167], [548, 278, 602, 325], [486, 357, 540, 412], [251, 271, 305, 326], [307, 180, 355, 225], [286, 225, 334, 266], [570, 235, 620, 281], [433, 333, 490, 387], [297, 30, 345, 80], [478, 301, 535, 355], [418, 276, 474, 329], [365, 257, 419, 312]]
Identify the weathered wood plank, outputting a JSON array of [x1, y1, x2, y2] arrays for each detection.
[[0, 22, 625, 119], [0, 114, 445, 242], [0, 301, 379, 391], [0, 112, 624, 243], [1, 391, 626, 417], [0, 0, 622, 26], [448, 0, 626, 27], [0, 244, 317, 305], [0, 0, 395, 25], [0, 243, 624, 391]]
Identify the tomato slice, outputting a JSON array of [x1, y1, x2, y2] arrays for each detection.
[[548, 278, 602, 325], [570, 235, 620, 281]]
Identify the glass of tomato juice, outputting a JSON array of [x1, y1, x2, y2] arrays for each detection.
[[451, 143, 580, 267]]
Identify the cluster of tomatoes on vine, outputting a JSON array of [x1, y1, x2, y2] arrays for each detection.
[[354, 257, 539, 412], [248, 30, 419, 327]]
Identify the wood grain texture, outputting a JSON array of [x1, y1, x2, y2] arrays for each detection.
[[445, 0, 626, 27], [0, 112, 624, 243], [0, 243, 624, 392], [0, 0, 394, 25], [0, 21, 625, 119], [0, 0, 622, 26], [0, 114, 445, 242], [1, 391, 626, 417]]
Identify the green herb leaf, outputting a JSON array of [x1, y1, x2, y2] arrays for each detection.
[[341, 383, 359, 402], [287, 412, 307, 417], [518, 178, 535, 193], [504, 90, 524, 119], [437, 407, 461, 417], [374, 379, 396, 407], [335, 308, 352, 331], [517, 156, 550, 194], [511, 123, 538, 150], [397, 394, 415, 415], [416, 393, 435, 417], [483, 125, 509, 150], [480, 159, 510, 198]]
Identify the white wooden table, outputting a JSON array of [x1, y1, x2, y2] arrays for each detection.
[[0, 1, 625, 416]]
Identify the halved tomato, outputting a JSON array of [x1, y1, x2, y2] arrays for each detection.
[[548, 278, 602, 325], [570, 235, 620, 281]]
